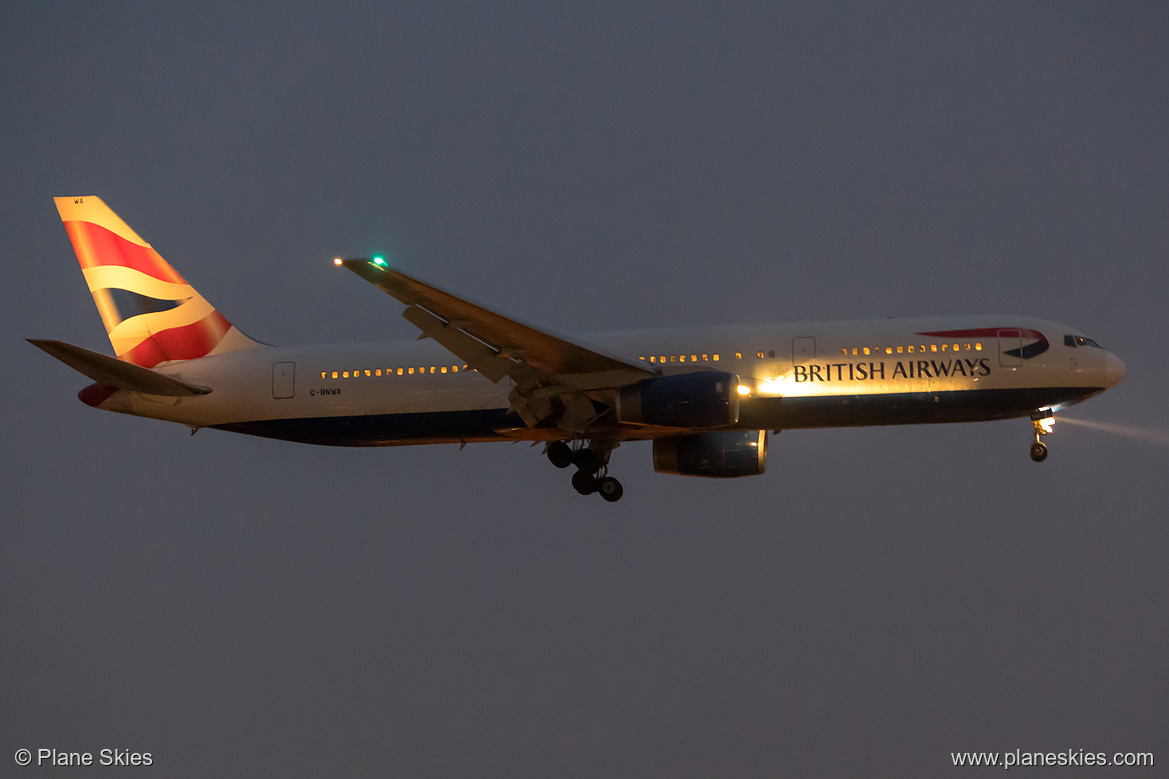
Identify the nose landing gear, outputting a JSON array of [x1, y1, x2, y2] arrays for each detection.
[[1029, 410, 1054, 462], [546, 440, 624, 502]]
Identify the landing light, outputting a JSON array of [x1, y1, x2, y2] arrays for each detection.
[[333, 258, 343, 266], [736, 384, 752, 396]]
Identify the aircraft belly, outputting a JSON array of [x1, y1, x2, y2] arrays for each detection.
[[211, 407, 524, 447], [740, 386, 1104, 429]]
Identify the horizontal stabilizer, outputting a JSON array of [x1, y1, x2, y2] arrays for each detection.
[[28, 339, 211, 396]]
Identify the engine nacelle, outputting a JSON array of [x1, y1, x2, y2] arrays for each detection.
[[652, 430, 768, 478], [617, 371, 740, 429]]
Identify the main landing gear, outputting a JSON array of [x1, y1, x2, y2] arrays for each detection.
[[1029, 410, 1055, 462], [546, 440, 624, 502]]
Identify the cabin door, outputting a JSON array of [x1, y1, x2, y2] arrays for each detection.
[[273, 361, 296, 399], [997, 330, 1023, 368]]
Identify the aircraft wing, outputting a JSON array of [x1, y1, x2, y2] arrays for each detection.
[[28, 339, 212, 396], [337, 259, 655, 428], [337, 259, 654, 390]]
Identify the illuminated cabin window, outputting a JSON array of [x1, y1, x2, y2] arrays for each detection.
[[364, 369, 370, 377], [930, 344, 938, 352], [918, 345, 926, 353], [669, 355, 676, 362], [408, 367, 414, 375], [330, 371, 338, 379], [735, 352, 742, 360], [756, 351, 764, 359], [342, 371, 349, 378], [691, 354, 698, 361], [907, 346, 914, 353], [452, 365, 459, 373], [660, 355, 666, 363], [441, 366, 447, 373], [429, 366, 435, 374], [679, 355, 686, 363], [649, 356, 656, 363], [885, 347, 893, 355], [975, 342, 983, 351], [713, 354, 720, 361], [702, 353, 709, 361], [897, 346, 904, 354], [639, 356, 646, 361], [862, 347, 869, 355], [952, 343, 959, 351], [320, 371, 327, 379], [963, 343, 971, 351], [940, 344, 947, 352]]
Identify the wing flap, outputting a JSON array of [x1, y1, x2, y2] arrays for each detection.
[[402, 305, 514, 382], [28, 339, 211, 396]]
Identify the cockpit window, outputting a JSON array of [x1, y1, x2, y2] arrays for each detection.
[[1065, 334, 1103, 349]]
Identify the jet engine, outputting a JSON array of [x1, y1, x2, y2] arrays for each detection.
[[617, 371, 740, 429], [652, 430, 768, 478]]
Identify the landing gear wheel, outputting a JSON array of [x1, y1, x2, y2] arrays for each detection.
[[597, 476, 624, 503], [571, 448, 604, 474], [547, 441, 573, 469], [1029, 441, 1048, 462], [571, 470, 598, 495]]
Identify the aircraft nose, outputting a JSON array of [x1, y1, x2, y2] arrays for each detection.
[[1105, 353, 1126, 387]]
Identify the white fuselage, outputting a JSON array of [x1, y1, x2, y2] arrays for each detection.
[[90, 315, 1124, 447]]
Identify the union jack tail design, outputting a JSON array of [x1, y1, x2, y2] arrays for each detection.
[[55, 196, 264, 367]]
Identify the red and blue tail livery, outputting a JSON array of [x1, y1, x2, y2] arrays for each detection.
[[55, 196, 260, 368], [31, 197, 1125, 502]]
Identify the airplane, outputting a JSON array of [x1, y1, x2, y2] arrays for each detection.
[[30, 196, 1125, 502]]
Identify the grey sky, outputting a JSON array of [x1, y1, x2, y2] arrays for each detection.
[[3, 2, 1167, 775]]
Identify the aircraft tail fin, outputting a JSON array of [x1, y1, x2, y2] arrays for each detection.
[[54, 196, 264, 367]]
